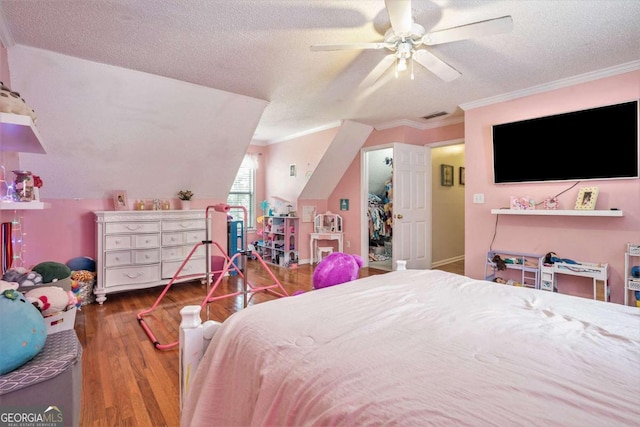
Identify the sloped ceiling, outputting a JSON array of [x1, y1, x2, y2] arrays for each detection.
[[9, 46, 267, 200]]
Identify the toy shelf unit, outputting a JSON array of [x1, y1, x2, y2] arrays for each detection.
[[624, 243, 640, 306], [540, 260, 609, 301], [256, 216, 298, 268], [485, 250, 544, 289]]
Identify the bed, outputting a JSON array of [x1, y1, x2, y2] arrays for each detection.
[[179, 267, 640, 426]]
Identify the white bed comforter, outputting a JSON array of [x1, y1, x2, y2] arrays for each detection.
[[181, 269, 640, 426]]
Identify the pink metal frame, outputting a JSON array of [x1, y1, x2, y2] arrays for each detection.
[[137, 204, 289, 350]]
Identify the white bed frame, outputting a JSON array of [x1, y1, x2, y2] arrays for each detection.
[[178, 260, 407, 410]]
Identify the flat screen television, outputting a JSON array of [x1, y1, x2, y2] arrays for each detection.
[[492, 100, 639, 184]]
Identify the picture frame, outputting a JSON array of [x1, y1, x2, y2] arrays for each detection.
[[113, 190, 128, 211], [459, 167, 465, 185], [440, 164, 454, 186], [302, 205, 316, 223], [289, 164, 296, 177], [574, 187, 599, 210]]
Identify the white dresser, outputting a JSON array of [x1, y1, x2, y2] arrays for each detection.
[[94, 210, 208, 304]]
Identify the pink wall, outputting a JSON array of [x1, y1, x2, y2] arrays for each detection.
[[464, 70, 640, 303]]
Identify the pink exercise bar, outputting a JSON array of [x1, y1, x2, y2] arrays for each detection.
[[137, 204, 289, 350]]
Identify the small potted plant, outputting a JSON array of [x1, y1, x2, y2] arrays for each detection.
[[178, 190, 193, 210]]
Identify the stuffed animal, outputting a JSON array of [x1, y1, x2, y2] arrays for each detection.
[[312, 252, 364, 290], [0, 280, 47, 375], [3, 266, 43, 288], [25, 286, 77, 316], [32, 261, 73, 291], [0, 81, 37, 123]]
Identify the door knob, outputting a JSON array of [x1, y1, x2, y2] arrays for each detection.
[[395, 214, 403, 219]]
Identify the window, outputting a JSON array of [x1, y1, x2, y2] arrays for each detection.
[[227, 155, 257, 228]]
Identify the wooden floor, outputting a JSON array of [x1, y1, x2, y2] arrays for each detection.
[[75, 259, 464, 426]]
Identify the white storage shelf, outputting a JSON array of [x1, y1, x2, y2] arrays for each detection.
[[624, 243, 640, 306], [0, 201, 51, 210], [0, 112, 45, 154], [491, 209, 623, 217]]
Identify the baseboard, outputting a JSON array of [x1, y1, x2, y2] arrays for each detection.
[[431, 255, 465, 268]]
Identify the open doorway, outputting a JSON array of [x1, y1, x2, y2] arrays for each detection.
[[365, 147, 394, 270], [362, 141, 464, 271]]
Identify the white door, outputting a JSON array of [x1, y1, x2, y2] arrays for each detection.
[[361, 143, 431, 270], [391, 143, 431, 269]]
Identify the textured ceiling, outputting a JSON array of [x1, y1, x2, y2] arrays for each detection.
[[1, 0, 639, 143]]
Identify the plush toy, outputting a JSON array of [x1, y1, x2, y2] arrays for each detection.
[[0, 81, 37, 122], [312, 252, 364, 290], [0, 280, 47, 375], [25, 286, 77, 316], [3, 266, 43, 288], [32, 261, 73, 291]]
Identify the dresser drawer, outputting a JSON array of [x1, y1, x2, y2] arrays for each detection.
[[162, 244, 205, 261], [134, 248, 161, 264], [162, 258, 206, 279], [105, 250, 132, 267], [134, 234, 160, 248], [105, 265, 161, 287], [105, 235, 133, 250], [185, 230, 206, 244], [105, 233, 159, 250], [162, 219, 205, 232], [105, 221, 160, 234]]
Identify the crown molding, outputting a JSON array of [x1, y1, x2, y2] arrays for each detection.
[[460, 60, 640, 111]]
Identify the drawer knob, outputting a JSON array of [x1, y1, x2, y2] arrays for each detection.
[[125, 272, 143, 279], [126, 224, 143, 231]]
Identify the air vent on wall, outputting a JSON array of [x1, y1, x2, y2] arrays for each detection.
[[422, 111, 447, 120]]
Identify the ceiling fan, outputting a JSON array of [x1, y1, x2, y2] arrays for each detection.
[[311, 0, 513, 86]]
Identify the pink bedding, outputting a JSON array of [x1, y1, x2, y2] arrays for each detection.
[[181, 269, 640, 426]]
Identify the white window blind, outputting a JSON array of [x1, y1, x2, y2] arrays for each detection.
[[227, 155, 257, 228]]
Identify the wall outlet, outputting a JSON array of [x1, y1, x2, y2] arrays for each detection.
[[346, 240, 350, 248], [473, 193, 485, 204]]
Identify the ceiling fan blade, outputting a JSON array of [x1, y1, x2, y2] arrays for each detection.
[[413, 49, 461, 82], [422, 15, 513, 45], [360, 54, 396, 88], [385, 0, 413, 35], [311, 42, 390, 51]]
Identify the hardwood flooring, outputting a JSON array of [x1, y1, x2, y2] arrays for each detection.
[[75, 260, 463, 426]]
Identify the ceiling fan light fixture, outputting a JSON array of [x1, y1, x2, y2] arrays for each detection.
[[397, 57, 408, 72]]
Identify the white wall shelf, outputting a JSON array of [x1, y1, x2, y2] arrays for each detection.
[[491, 209, 623, 217], [0, 201, 50, 210], [0, 112, 45, 154]]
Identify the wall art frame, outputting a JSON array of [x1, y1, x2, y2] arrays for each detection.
[[574, 187, 599, 210], [441, 164, 454, 186]]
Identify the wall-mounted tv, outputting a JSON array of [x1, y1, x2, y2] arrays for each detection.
[[492, 100, 639, 184]]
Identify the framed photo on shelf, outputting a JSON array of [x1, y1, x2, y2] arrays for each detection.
[[113, 190, 128, 211], [574, 187, 599, 210], [459, 167, 465, 185], [440, 164, 454, 186]]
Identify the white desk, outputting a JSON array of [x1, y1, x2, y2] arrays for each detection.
[[310, 232, 343, 264]]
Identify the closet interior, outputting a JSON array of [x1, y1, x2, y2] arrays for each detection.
[[367, 148, 393, 270]]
